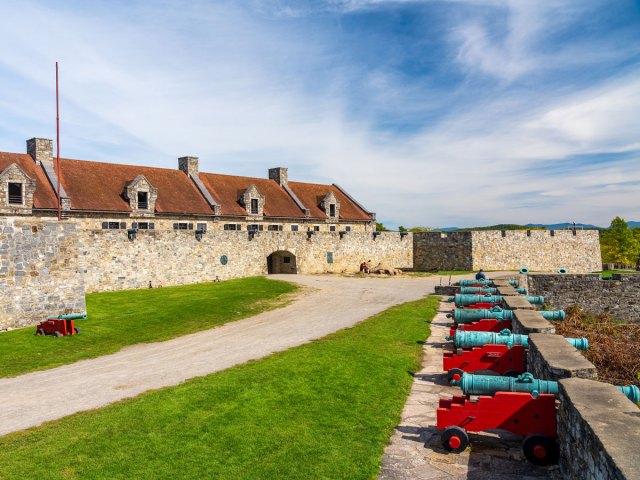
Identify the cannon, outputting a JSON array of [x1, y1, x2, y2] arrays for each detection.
[[540, 310, 566, 321], [438, 375, 640, 465], [523, 295, 544, 304], [451, 319, 512, 336], [446, 329, 529, 348], [447, 306, 512, 323], [437, 388, 558, 464], [516, 288, 528, 294], [456, 279, 494, 286], [35, 313, 87, 337], [446, 329, 588, 351], [452, 373, 640, 404], [508, 279, 519, 287], [452, 372, 558, 396], [443, 344, 526, 381], [451, 294, 503, 307], [566, 337, 589, 350], [458, 286, 498, 294], [618, 385, 640, 403]]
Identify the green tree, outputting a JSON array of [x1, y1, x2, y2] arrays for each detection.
[[375, 222, 390, 232], [398, 225, 408, 232], [409, 226, 432, 232], [600, 217, 640, 265]]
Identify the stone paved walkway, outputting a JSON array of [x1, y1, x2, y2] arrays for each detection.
[[379, 298, 561, 480]]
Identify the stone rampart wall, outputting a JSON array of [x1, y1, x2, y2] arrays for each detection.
[[527, 273, 640, 322], [0, 217, 86, 330], [79, 229, 413, 292], [471, 230, 601, 273], [413, 230, 601, 273], [413, 232, 473, 271]]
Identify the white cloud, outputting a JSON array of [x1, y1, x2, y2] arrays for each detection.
[[0, 0, 638, 229]]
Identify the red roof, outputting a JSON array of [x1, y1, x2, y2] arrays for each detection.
[[58, 158, 214, 214], [199, 173, 306, 218], [288, 181, 371, 220], [0, 152, 58, 209], [0, 150, 372, 220]]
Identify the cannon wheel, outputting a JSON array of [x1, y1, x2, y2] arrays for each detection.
[[447, 368, 465, 383], [522, 434, 558, 465], [53, 331, 62, 338], [441, 426, 469, 453], [74, 327, 80, 335], [36, 328, 45, 336]]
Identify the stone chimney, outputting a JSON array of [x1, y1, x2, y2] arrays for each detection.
[[269, 167, 288, 186], [178, 156, 199, 177], [27, 138, 53, 165]]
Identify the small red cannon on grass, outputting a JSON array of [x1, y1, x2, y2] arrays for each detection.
[[35, 313, 87, 337]]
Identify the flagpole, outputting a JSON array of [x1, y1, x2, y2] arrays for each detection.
[[56, 61, 61, 221]]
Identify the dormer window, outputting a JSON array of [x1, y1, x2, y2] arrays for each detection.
[[8, 183, 22, 205], [320, 191, 340, 220], [137, 192, 148, 210], [124, 174, 157, 216], [240, 184, 265, 217], [1, 163, 36, 214]]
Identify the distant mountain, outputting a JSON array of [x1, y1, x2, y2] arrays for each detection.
[[438, 222, 607, 231], [525, 222, 603, 230], [629, 221, 640, 228]]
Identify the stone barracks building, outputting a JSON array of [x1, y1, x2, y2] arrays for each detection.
[[1, 138, 375, 233]]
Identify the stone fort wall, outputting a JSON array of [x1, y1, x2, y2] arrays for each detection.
[[78, 229, 413, 293], [0, 218, 86, 330], [0, 217, 412, 327], [1, 216, 603, 329], [413, 230, 601, 273]]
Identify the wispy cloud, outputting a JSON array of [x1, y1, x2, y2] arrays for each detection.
[[0, 0, 638, 228]]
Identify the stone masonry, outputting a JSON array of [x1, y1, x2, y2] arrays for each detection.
[[527, 273, 640, 322], [78, 228, 413, 293], [413, 230, 600, 274], [0, 217, 86, 329]]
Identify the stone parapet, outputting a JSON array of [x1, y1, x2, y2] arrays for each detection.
[[503, 295, 535, 311], [528, 333, 597, 380], [558, 378, 640, 479], [511, 310, 555, 335], [528, 273, 640, 322], [496, 285, 518, 296]]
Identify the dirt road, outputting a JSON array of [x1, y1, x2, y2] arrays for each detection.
[[0, 273, 485, 436]]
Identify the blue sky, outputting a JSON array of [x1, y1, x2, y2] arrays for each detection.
[[0, 0, 639, 228]]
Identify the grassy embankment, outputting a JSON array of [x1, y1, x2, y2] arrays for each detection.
[[0, 277, 296, 378], [0, 296, 439, 480]]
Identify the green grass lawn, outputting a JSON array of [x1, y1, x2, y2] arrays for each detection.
[[0, 277, 296, 378], [600, 269, 640, 276], [0, 296, 439, 480]]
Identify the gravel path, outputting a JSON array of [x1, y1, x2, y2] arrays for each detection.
[[0, 273, 476, 437]]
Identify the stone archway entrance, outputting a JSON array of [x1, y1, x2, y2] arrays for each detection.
[[267, 251, 297, 274]]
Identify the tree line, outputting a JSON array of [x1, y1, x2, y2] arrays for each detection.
[[600, 217, 640, 266]]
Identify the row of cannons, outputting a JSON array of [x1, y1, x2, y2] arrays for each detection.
[[436, 278, 640, 466]]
